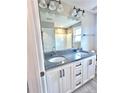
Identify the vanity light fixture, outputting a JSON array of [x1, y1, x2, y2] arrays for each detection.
[[39, 0, 64, 13], [71, 6, 85, 18]]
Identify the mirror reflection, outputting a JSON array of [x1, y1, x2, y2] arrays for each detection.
[[39, 1, 97, 53], [41, 23, 82, 52]]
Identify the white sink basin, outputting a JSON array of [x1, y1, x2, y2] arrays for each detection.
[[48, 57, 66, 63], [75, 52, 88, 56]]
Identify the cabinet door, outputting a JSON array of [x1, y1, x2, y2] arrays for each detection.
[[62, 65, 71, 93], [82, 60, 88, 84], [88, 59, 96, 79], [46, 68, 62, 93]]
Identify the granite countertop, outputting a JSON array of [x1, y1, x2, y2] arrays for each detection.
[[44, 50, 96, 70]]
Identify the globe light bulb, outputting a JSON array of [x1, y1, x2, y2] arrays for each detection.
[[57, 1, 64, 13], [72, 9, 77, 17], [49, 1, 56, 10], [39, 0, 47, 8], [77, 10, 82, 18]]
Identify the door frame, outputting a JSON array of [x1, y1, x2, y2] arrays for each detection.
[[27, 0, 47, 93]]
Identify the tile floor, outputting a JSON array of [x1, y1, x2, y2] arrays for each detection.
[[73, 77, 97, 93]]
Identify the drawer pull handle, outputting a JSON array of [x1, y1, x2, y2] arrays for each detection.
[[76, 82, 81, 86], [76, 72, 81, 76], [76, 63, 81, 67], [60, 70, 62, 78], [63, 69, 65, 77]]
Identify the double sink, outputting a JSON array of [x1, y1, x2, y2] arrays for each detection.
[[45, 50, 95, 70], [48, 52, 89, 63]]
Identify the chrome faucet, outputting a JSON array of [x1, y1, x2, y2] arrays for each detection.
[[51, 47, 56, 56]]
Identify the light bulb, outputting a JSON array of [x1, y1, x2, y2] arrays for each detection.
[[71, 8, 77, 17], [39, 0, 47, 8], [77, 10, 82, 18], [49, 1, 56, 10], [57, 4, 64, 13]]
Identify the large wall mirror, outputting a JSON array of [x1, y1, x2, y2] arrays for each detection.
[[38, 0, 97, 53], [39, 4, 83, 52], [41, 23, 82, 52]]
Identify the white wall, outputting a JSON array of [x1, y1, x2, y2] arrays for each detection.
[[81, 12, 97, 52]]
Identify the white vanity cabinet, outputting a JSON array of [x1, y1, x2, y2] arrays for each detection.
[[82, 55, 96, 84], [61, 65, 72, 93], [46, 64, 72, 93], [82, 59, 89, 84], [46, 55, 96, 93], [88, 57, 96, 79], [72, 60, 83, 91], [71, 55, 96, 90], [46, 67, 61, 93]]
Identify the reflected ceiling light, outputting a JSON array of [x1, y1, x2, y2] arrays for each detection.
[[39, 0, 64, 13], [71, 6, 77, 17], [39, 0, 47, 8], [57, 0, 64, 13], [71, 6, 85, 18], [49, 0, 56, 10], [77, 9, 83, 18]]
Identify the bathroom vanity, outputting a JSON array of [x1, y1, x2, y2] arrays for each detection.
[[44, 50, 96, 93], [39, 3, 97, 92]]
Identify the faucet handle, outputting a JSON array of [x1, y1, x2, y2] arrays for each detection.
[[52, 46, 56, 51]]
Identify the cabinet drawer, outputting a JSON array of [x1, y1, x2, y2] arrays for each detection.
[[75, 75, 82, 81], [75, 69, 82, 79], [75, 69, 81, 75]]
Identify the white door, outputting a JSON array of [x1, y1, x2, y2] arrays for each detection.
[[27, 0, 46, 93], [46, 68, 62, 93], [62, 65, 71, 93]]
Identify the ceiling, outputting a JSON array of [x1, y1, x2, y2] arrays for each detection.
[[40, 11, 80, 28], [62, 0, 97, 10], [39, 0, 97, 28]]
